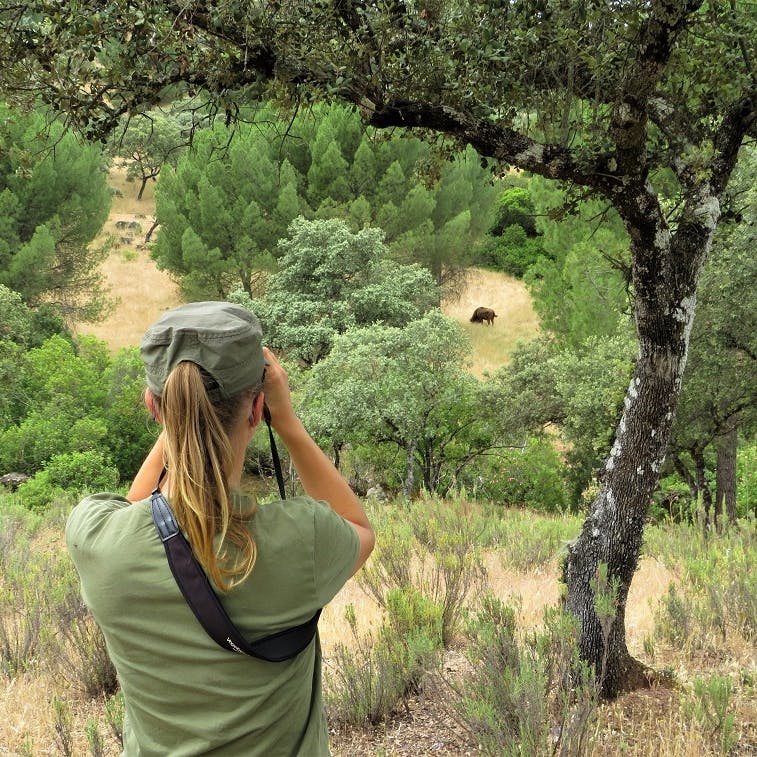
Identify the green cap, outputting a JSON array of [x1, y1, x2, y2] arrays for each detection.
[[140, 301, 265, 398]]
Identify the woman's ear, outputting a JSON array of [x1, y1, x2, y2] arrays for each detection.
[[248, 392, 265, 429], [144, 388, 161, 423]]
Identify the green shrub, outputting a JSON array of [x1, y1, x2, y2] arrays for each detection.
[[52, 695, 74, 757], [473, 436, 569, 513], [650, 474, 697, 523], [0, 530, 59, 677], [85, 718, 106, 757], [652, 518, 757, 652], [454, 596, 597, 756], [325, 593, 443, 727], [359, 494, 486, 646], [489, 186, 538, 237], [684, 675, 738, 755], [492, 224, 547, 278], [16, 450, 119, 511]]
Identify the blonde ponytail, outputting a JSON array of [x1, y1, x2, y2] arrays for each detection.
[[156, 362, 258, 592]]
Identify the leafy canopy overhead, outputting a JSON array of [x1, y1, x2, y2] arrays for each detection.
[[1, 2, 754, 192]]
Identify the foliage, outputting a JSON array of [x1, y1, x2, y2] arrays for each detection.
[[471, 436, 569, 513], [0, 103, 111, 322], [100, 347, 158, 479], [484, 508, 582, 572], [301, 310, 514, 495], [684, 675, 738, 756], [104, 691, 125, 748], [454, 597, 597, 756], [491, 329, 637, 506], [479, 183, 551, 277], [4, 0, 757, 698], [490, 186, 538, 238], [667, 148, 757, 512], [359, 494, 486, 647], [524, 178, 631, 349], [0, 542, 50, 676], [234, 217, 439, 366], [16, 451, 119, 512], [736, 442, 756, 517], [488, 223, 548, 278], [650, 518, 757, 649], [109, 102, 198, 199], [325, 595, 442, 727], [0, 334, 151, 491], [51, 695, 74, 757], [153, 102, 496, 298], [0, 284, 69, 347]]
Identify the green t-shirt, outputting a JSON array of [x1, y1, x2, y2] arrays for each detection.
[[66, 493, 359, 756]]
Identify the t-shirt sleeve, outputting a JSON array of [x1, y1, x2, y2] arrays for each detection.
[[65, 493, 132, 573], [311, 498, 360, 607]]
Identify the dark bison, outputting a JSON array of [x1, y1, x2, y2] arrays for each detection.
[[470, 306, 497, 325]]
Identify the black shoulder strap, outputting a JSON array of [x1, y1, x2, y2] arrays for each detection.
[[150, 489, 320, 661]]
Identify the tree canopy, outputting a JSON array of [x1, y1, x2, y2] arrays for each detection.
[[232, 217, 439, 365], [153, 101, 496, 298], [0, 103, 111, 321], [300, 309, 512, 496]]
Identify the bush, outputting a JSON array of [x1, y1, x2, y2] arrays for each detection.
[[473, 436, 570, 513], [325, 592, 443, 727], [0, 523, 64, 677], [492, 225, 547, 278], [358, 494, 486, 646], [16, 451, 119, 512], [453, 596, 598, 756], [652, 518, 757, 652]]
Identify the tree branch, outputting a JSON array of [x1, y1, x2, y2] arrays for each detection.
[[361, 98, 622, 192]]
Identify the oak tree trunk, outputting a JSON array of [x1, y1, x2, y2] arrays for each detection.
[[692, 447, 713, 525], [564, 182, 720, 698]]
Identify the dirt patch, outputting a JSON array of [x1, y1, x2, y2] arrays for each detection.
[[73, 166, 180, 352]]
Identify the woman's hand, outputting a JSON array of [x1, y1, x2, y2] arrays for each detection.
[[260, 347, 300, 433]]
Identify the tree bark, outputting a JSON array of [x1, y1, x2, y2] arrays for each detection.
[[715, 424, 738, 526], [564, 179, 720, 698], [692, 446, 713, 526], [403, 439, 417, 498]]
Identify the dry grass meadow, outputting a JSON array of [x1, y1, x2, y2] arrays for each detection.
[[3, 170, 754, 755]]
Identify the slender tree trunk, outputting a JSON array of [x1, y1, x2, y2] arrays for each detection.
[[715, 424, 738, 526], [403, 439, 417, 497], [145, 219, 159, 242], [692, 446, 713, 527], [138, 175, 149, 200], [332, 442, 342, 470], [673, 453, 699, 503], [564, 182, 720, 698]]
